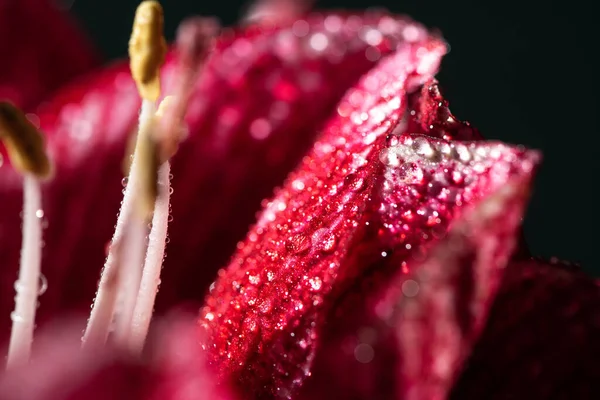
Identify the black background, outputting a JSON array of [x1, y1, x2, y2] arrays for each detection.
[[68, 0, 598, 275]]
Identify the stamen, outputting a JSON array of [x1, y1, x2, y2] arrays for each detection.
[[0, 102, 52, 180], [157, 17, 218, 162], [129, 0, 167, 103], [128, 19, 217, 353], [244, 0, 315, 24], [83, 0, 166, 348], [0, 103, 52, 367]]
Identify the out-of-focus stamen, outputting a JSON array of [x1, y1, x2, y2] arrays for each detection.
[[128, 20, 217, 353], [0, 102, 52, 180], [244, 0, 314, 24], [83, 0, 166, 349], [158, 17, 218, 162], [0, 103, 52, 367]]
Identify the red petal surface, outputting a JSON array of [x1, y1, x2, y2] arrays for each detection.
[[0, 12, 443, 353], [404, 79, 482, 141], [298, 155, 535, 399], [0, 0, 99, 109], [450, 258, 600, 399], [199, 38, 536, 397]]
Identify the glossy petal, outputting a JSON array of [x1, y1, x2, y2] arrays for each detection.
[[199, 39, 537, 397], [298, 147, 535, 399], [0, 12, 443, 353], [0, 0, 99, 109], [450, 258, 600, 399]]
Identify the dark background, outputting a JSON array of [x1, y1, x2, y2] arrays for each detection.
[[67, 0, 598, 275]]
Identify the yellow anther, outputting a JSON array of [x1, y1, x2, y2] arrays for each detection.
[[129, 1, 167, 101], [0, 102, 52, 179]]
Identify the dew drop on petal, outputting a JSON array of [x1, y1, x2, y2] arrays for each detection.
[[287, 234, 311, 254], [354, 343, 375, 363], [402, 279, 420, 297]]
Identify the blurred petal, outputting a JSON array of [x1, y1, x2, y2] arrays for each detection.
[[0, 12, 444, 349], [199, 39, 536, 397], [0, 0, 99, 109], [392, 169, 533, 399], [0, 315, 225, 400], [148, 316, 233, 400], [450, 258, 600, 399], [0, 321, 149, 400]]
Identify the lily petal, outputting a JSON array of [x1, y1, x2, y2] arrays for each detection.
[[298, 143, 536, 398], [0, 315, 225, 400], [0, 321, 149, 400], [0, 0, 99, 109], [450, 258, 600, 399], [201, 40, 537, 398], [0, 12, 443, 353]]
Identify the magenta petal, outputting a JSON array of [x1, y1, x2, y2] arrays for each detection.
[[297, 135, 538, 400], [450, 258, 600, 399], [198, 39, 540, 396], [0, 315, 227, 400], [391, 167, 534, 399], [0, 322, 150, 400], [0, 0, 100, 109], [0, 12, 444, 350], [148, 316, 232, 400]]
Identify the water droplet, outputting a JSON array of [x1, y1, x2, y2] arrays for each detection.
[[309, 277, 322, 291], [35, 209, 44, 219], [354, 343, 375, 363], [379, 148, 400, 167], [250, 118, 272, 140], [402, 279, 419, 297], [309, 32, 329, 52], [10, 312, 24, 322], [38, 274, 48, 295], [287, 234, 311, 254], [167, 214, 174, 223], [311, 228, 337, 253], [259, 299, 273, 314], [292, 20, 309, 37], [121, 177, 129, 187], [345, 173, 365, 192]]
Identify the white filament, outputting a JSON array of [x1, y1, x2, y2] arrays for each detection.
[[128, 161, 171, 354], [82, 99, 155, 348], [6, 175, 43, 367]]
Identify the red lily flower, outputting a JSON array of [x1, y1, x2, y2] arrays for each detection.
[[0, 5, 443, 347], [1, 2, 599, 399]]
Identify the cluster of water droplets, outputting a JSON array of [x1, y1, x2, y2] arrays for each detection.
[[198, 28, 440, 396], [11, 206, 49, 325], [377, 134, 532, 251]]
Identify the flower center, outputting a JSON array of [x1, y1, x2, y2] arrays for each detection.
[[1, 0, 216, 367]]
